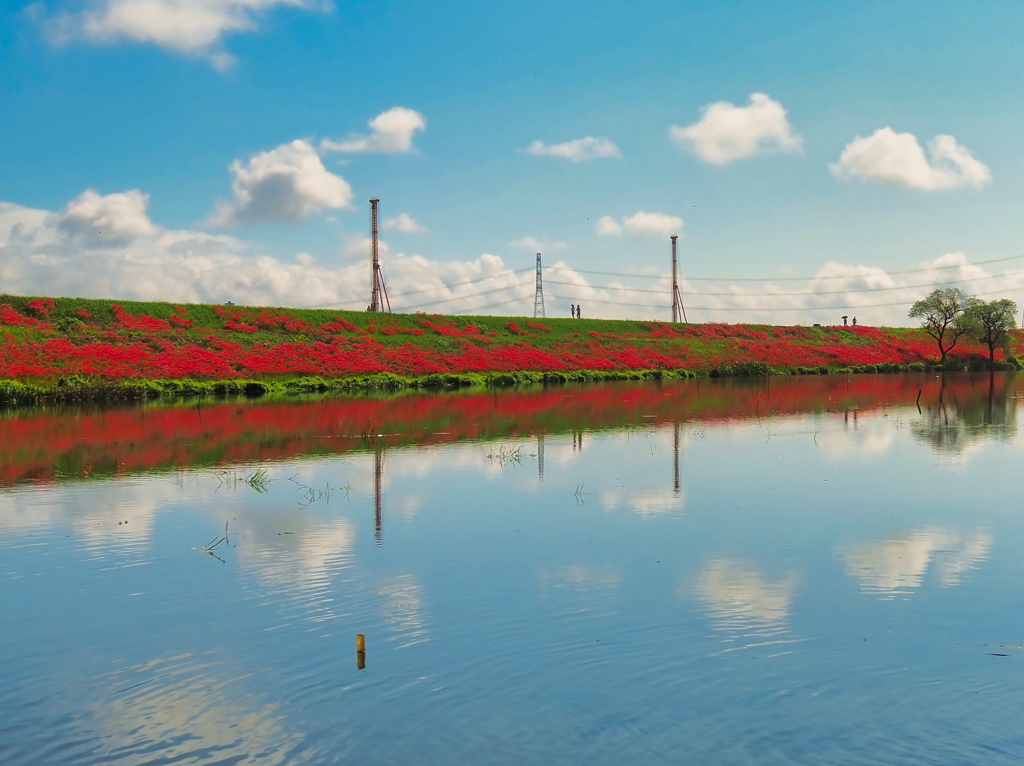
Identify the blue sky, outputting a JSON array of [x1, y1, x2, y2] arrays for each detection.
[[1, 0, 1022, 323]]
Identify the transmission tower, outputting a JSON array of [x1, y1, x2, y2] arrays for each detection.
[[368, 198, 391, 313], [671, 235, 687, 323], [533, 252, 546, 318]]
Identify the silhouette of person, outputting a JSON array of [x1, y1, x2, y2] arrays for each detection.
[[852, 316, 857, 326], [842, 315, 848, 326], [570, 304, 576, 318], [577, 304, 582, 319]]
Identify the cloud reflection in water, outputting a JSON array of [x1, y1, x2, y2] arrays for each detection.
[[840, 527, 992, 595]]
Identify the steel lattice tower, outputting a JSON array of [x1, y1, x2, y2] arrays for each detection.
[[671, 235, 686, 323], [533, 252, 546, 318], [368, 198, 391, 313]]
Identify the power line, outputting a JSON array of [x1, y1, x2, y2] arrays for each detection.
[[547, 253, 1024, 282], [452, 294, 531, 314], [399, 281, 533, 311], [550, 284, 1022, 312], [314, 267, 533, 309], [547, 267, 1024, 298]]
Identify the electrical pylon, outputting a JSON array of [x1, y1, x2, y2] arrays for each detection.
[[671, 235, 686, 323], [368, 198, 391, 313], [533, 252, 546, 318]]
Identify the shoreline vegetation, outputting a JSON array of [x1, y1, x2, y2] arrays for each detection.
[[0, 293, 1019, 405]]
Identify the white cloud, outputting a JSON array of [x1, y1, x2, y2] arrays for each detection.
[[623, 211, 683, 237], [7, 189, 1021, 325], [670, 92, 802, 165], [594, 215, 622, 236], [539, 249, 1024, 324], [509, 236, 567, 252], [0, 190, 535, 315], [56, 188, 158, 246], [208, 139, 352, 226], [830, 127, 991, 190], [42, 0, 325, 70], [524, 136, 621, 162], [596, 211, 682, 238], [0, 202, 49, 247], [383, 213, 428, 233], [320, 107, 426, 154]]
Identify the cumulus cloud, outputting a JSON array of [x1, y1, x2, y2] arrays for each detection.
[[382, 213, 428, 233], [320, 107, 426, 154], [42, 0, 325, 70], [670, 93, 802, 165], [830, 128, 991, 190], [594, 215, 622, 236], [208, 139, 352, 226], [56, 188, 158, 246], [6, 189, 1021, 326], [524, 136, 621, 162], [539, 250, 1024, 324], [596, 211, 682, 237], [509, 236, 567, 252], [0, 190, 536, 315], [623, 211, 683, 237]]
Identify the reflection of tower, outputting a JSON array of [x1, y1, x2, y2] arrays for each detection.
[[537, 433, 545, 481], [533, 253, 546, 318], [374, 448, 385, 546], [673, 421, 681, 496]]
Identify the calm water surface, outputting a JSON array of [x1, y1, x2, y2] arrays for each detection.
[[1, 374, 1022, 764]]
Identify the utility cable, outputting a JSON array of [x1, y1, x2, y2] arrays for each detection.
[[313, 267, 533, 309], [399, 281, 533, 311], [550, 284, 1023, 312], [546, 268, 1024, 297], [547, 253, 1024, 282]]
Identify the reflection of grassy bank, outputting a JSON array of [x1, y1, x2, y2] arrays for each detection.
[[0, 369, 696, 405], [1, 293, 1021, 404], [2, 362, 1019, 406], [3, 372, 1019, 486]]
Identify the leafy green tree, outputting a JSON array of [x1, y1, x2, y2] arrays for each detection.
[[966, 297, 1018, 363], [909, 288, 976, 364]]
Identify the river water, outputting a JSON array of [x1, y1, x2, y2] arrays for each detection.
[[1, 373, 1022, 764]]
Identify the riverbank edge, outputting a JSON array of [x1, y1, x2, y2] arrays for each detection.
[[1, 359, 1018, 405]]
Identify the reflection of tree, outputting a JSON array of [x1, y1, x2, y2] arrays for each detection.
[[911, 373, 1017, 454]]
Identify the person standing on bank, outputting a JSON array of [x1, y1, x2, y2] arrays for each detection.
[[570, 304, 576, 318]]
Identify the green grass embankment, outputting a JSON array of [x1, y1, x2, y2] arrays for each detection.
[[0, 293, 1018, 405]]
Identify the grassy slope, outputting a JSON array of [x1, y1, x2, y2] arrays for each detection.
[[0, 293, 1018, 403]]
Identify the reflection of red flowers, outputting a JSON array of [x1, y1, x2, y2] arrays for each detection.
[[0, 372, 1014, 487]]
